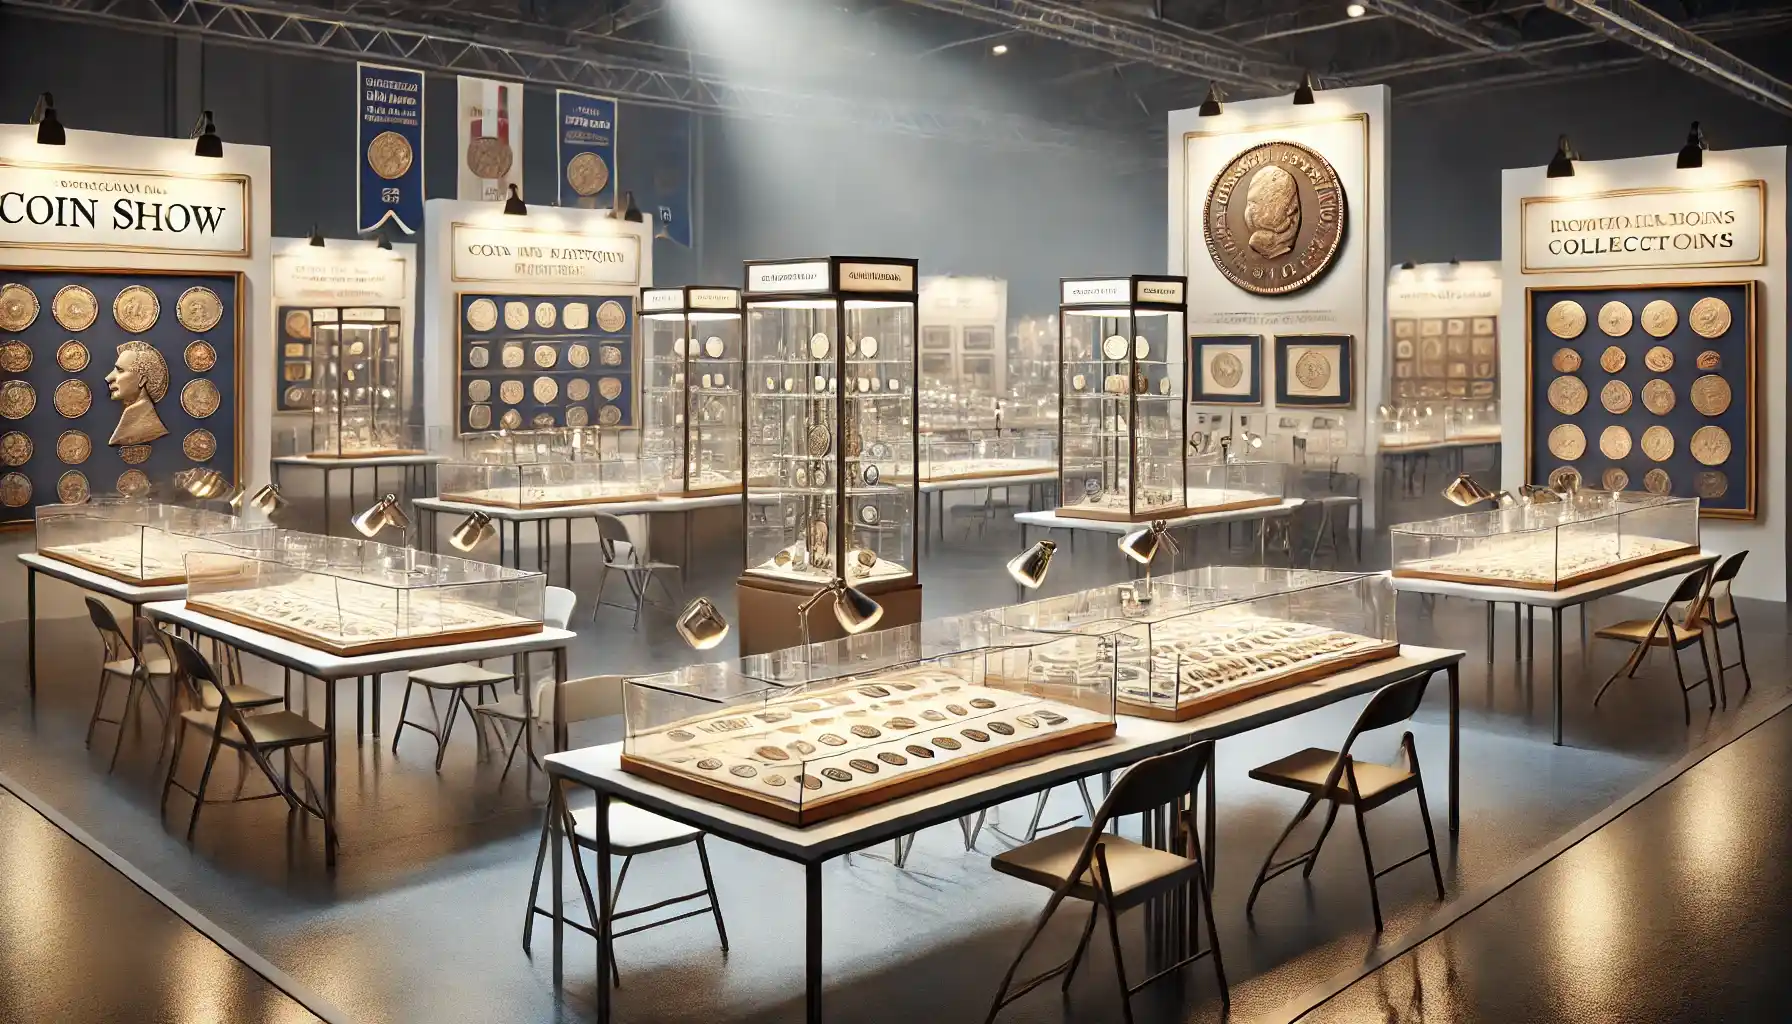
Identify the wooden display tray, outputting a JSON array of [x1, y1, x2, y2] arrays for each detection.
[[37, 549, 185, 587], [1053, 504, 1190, 524], [735, 575, 923, 656], [1392, 542, 1698, 592], [438, 489, 662, 511], [921, 465, 1055, 483], [621, 719, 1116, 827], [1117, 642, 1399, 722], [184, 598, 543, 657], [305, 448, 429, 459], [663, 483, 743, 499]]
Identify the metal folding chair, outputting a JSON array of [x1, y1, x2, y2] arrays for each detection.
[[1592, 565, 1718, 723], [81, 597, 171, 773]]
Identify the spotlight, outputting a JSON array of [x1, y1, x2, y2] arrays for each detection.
[[308, 224, 325, 247], [608, 190, 643, 223], [176, 468, 230, 500], [1198, 82, 1224, 118], [1547, 134, 1576, 178], [1006, 540, 1056, 590], [1677, 121, 1706, 169], [1442, 473, 1497, 507], [191, 109, 222, 158], [236, 483, 286, 516], [833, 583, 883, 634], [503, 184, 527, 216], [1346, 3, 1366, 16], [351, 493, 410, 538], [1293, 71, 1317, 105], [448, 510, 496, 552], [991, 43, 1008, 55], [676, 597, 731, 650], [1519, 483, 1562, 505], [374, 230, 393, 251], [30, 92, 64, 146], [1117, 520, 1179, 603]]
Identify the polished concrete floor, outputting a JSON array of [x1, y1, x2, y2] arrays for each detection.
[[0, 483, 1784, 1023]]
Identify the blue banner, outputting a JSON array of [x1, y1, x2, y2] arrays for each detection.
[[357, 62, 424, 234], [628, 106, 692, 247], [556, 90, 617, 209]]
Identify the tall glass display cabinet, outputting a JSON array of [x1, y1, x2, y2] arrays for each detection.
[[640, 286, 745, 496], [737, 256, 922, 655], [1057, 276, 1188, 522], [308, 306, 422, 456]]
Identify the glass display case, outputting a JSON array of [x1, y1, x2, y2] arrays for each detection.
[[1057, 276, 1188, 522], [640, 286, 744, 496], [35, 499, 271, 586], [919, 434, 1056, 483], [1376, 404, 1447, 451], [1446, 399, 1501, 442], [1391, 492, 1700, 590], [740, 256, 918, 593], [437, 451, 667, 509], [620, 612, 1116, 826], [1185, 457, 1285, 515], [308, 306, 422, 457], [998, 566, 1398, 721], [185, 530, 546, 655]]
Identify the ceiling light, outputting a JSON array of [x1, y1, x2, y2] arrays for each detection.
[[1547, 134, 1576, 178], [1346, 3, 1366, 16], [308, 224, 325, 247], [31, 92, 64, 146], [1293, 71, 1317, 105], [1006, 540, 1056, 589], [191, 109, 222, 158], [991, 43, 1008, 55], [1198, 82, 1224, 117], [608, 189, 642, 223], [676, 597, 731, 650], [1677, 121, 1706, 169], [503, 184, 527, 216]]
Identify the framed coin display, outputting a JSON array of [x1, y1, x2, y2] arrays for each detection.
[[458, 290, 634, 434], [1273, 334, 1353, 407], [1188, 335, 1260, 404], [275, 305, 317, 411]]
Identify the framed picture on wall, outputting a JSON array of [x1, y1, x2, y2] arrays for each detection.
[[1188, 334, 1261, 404], [1275, 333, 1354, 407]]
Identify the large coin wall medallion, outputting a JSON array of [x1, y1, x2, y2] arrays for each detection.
[[1202, 140, 1347, 296]]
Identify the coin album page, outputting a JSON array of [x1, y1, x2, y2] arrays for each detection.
[[456, 292, 634, 435], [1273, 334, 1354, 407], [1527, 282, 1755, 517], [1188, 334, 1261, 404], [1388, 315, 1497, 401], [0, 270, 239, 523], [276, 305, 316, 411]]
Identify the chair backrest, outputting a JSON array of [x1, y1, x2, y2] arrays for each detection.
[[543, 674, 625, 752], [544, 586, 577, 629], [593, 513, 634, 563], [1712, 549, 1748, 585], [1659, 565, 1713, 635], [163, 631, 220, 690], [1089, 741, 1213, 832], [1350, 672, 1432, 738]]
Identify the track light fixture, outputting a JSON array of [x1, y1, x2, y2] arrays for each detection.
[[308, 224, 325, 247], [1198, 82, 1224, 117], [676, 597, 731, 650], [191, 109, 222, 158], [1292, 71, 1317, 105], [31, 92, 65, 146], [1547, 135, 1576, 178], [609, 190, 643, 223], [1677, 121, 1706, 169], [1006, 540, 1056, 590], [503, 184, 527, 216], [448, 510, 496, 552]]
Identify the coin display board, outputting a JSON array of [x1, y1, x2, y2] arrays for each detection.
[[1526, 282, 1756, 518], [0, 269, 240, 525], [1188, 334, 1262, 404], [1273, 333, 1354, 408], [275, 305, 315, 411], [455, 292, 633, 435], [1389, 314, 1497, 401]]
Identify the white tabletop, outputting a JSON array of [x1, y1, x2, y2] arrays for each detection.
[[19, 552, 187, 604], [548, 644, 1463, 863], [1385, 549, 1718, 609], [272, 453, 448, 468], [1377, 437, 1502, 454], [1015, 497, 1304, 536], [921, 471, 1055, 494], [414, 493, 740, 521], [141, 599, 576, 681]]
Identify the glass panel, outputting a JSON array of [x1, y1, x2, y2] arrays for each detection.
[[35, 499, 273, 584], [309, 307, 416, 456]]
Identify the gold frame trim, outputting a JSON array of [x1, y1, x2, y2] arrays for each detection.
[[447, 220, 641, 286], [0, 158, 252, 259], [1518, 180, 1767, 275]]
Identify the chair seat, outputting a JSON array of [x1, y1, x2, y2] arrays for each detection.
[[1595, 618, 1704, 647], [179, 709, 327, 749], [1249, 747, 1416, 804], [104, 655, 170, 678], [473, 692, 529, 723], [569, 802, 702, 856], [408, 663, 514, 688], [199, 683, 283, 710], [607, 559, 676, 572], [991, 827, 1196, 908], [1694, 607, 1737, 628]]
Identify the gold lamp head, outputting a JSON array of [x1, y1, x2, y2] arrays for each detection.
[[177, 468, 230, 500], [676, 597, 731, 650], [1443, 473, 1497, 507], [351, 493, 407, 538], [448, 510, 496, 552], [231, 483, 286, 516], [1519, 483, 1562, 505], [833, 583, 883, 635], [1118, 520, 1175, 565], [1006, 539, 1057, 589]]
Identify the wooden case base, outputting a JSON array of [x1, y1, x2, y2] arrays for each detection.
[[1391, 542, 1697, 592], [437, 490, 662, 511], [921, 466, 1055, 484], [305, 448, 428, 459], [183, 599, 543, 657], [1052, 504, 1189, 524], [734, 576, 923, 656], [38, 550, 185, 587], [1117, 642, 1399, 721]]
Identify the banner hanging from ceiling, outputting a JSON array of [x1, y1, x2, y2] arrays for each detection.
[[556, 90, 617, 210], [356, 62, 424, 234], [456, 75, 523, 204], [630, 107, 692, 247]]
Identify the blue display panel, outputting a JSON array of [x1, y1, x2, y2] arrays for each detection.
[[1272, 333, 1354, 408], [455, 292, 633, 435], [0, 269, 241, 526], [1526, 282, 1755, 518]]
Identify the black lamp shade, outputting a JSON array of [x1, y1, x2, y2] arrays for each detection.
[[1292, 71, 1316, 105], [1198, 83, 1224, 117], [1547, 135, 1576, 178]]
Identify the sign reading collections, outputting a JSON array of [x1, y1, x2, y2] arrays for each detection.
[[1520, 180, 1765, 273], [450, 222, 640, 286], [0, 160, 249, 256]]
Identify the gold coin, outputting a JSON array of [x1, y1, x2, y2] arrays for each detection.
[[53, 380, 91, 418], [599, 345, 623, 367], [56, 430, 90, 464], [1, 431, 31, 465], [467, 379, 491, 403], [1547, 423, 1586, 460], [567, 379, 591, 402], [1548, 466, 1582, 492], [1603, 467, 1629, 491], [0, 283, 39, 331], [0, 341, 30, 373], [183, 429, 216, 461], [1641, 425, 1674, 462], [1545, 300, 1586, 339], [1643, 346, 1674, 373], [565, 405, 589, 427], [467, 404, 492, 430], [285, 309, 313, 339], [465, 299, 498, 332], [1696, 350, 1721, 371], [531, 412, 556, 428], [503, 302, 529, 331], [465, 135, 513, 179], [597, 376, 623, 401], [566, 151, 610, 197], [567, 344, 590, 369], [563, 303, 589, 331], [596, 300, 627, 333], [1690, 374, 1731, 416], [116, 469, 150, 497], [1641, 378, 1675, 416], [1689, 297, 1731, 338], [284, 386, 310, 408], [1690, 425, 1731, 466], [0, 471, 31, 506], [532, 344, 557, 369], [1597, 300, 1632, 336], [175, 286, 223, 332], [1640, 300, 1676, 337], [1599, 345, 1626, 374], [1547, 375, 1588, 415], [499, 408, 523, 430], [112, 285, 160, 333], [57, 340, 89, 372], [1599, 425, 1631, 460], [1695, 471, 1728, 499], [119, 445, 151, 465], [499, 380, 524, 405], [535, 302, 557, 329], [1293, 350, 1331, 390], [180, 378, 220, 418], [500, 343, 525, 369], [1210, 351, 1245, 388], [367, 130, 414, 179], [532, 376, 559, 404], [56, 470, 88, 505], [597, 405, 622, 427], [468, 346, 490, 369], [1551, 348, 1581, 373], [52, 285, 97, 331], [1644, 468, 1672, 495], [185, 341, 217, 373], [0, 380, 35, 419], [1600, 379, 1632, 414], [1203, 140, 1347, 296]]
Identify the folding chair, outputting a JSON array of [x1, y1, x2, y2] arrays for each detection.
[[1592, 565, 1718, 723], [591, 512, 680, 629], [1693, 550, 1752, 704], [82, 597, 171, 773]]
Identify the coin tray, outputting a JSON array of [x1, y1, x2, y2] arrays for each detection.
[[1187, 334, 1262, 404], [456, 292, 633, 436]]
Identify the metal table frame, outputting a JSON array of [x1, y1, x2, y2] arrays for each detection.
[[19, 552, 185, 699], [270, 453, 447, 538]]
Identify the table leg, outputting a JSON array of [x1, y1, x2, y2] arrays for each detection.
[[1203, 757, 1217, 886], [555, 645, 567, 683], [26, 566, 36, 698], [1485, 601, 1494, 665], [566, 518, 575, 590], [325, 675, 338, 869], [323, 470, 333, 537], [1448, 663, 1460, 835], [595, 788, 614, 1023], [1551, 607, 1564, 745], [499, 520, 507, 566], [356, 675, 365, 746], [372, 672, 381, 738], [682, 510, 692, 586], [550, 780, 566, 991], [806, 860, 823, 1024]]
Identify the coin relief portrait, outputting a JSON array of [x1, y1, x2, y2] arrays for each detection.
[[1203, 140, 1347, 296], [104, 341, 170, 447]]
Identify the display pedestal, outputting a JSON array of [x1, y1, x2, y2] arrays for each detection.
[[735, 576, 924, 656]]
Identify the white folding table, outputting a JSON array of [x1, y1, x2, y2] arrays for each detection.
[[1013, 498, 1305, 594], [918, 470, 1055, 553], [18, 551, 186, 699]]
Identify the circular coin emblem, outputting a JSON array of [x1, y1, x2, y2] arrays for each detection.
[[176, 287, 223, 332], [1644, 468, 1672, 495], [1547, 423, 1585, 460], [566, 151, 610, 196], [1690, 375, 1731, 416], [1548, 375, 1588, 415], [1294, 350, 1331, 389], [1695, 471, 1728, 499], [1597, 300, 1632, 337], [1641, 379, 1675, 416], [0, 341, 29, 373], [465, 135, 514, 179], [1546, 300, 1586, 339], [185, 341, 217, 373], [1210, 351, 1244, 388], [1599, 346, 1626, 374], [1602, 467, 1629, 492], [1641, 425, 1674, 462], [1689, 297, 1731, 338], [367, 131, 414, 179], [57, 341, 89, 373], [1644, 346, 1674, 372], [1599, 425, 1631, 460], [0, 283, 39, 332], [0, 431, 30, 466], [1202, 140, 1347, 296], [1640, 300, 1677, 337], [52, 285, 97, 332], [56, 470, 88, 504], [1696, 350, 1721, 371], [1551, 348, 1581, 373], [56, 430, 90, 465], [1600, 379, 1632, 415], [1690, 425, 1731, 466]]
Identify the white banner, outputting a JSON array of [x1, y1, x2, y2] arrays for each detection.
[[449, 221, 640, 286], [1387, 263, 1501, 317], [746, 261, 829, 294], [272, 251, 408, 304], [0, 159, 250, 256], [1520, 180, 1765, 273], [456, 76, 524, 203]]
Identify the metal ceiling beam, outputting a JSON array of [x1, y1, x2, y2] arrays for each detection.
[[1544, 0, 1792, 116], [1366, 0, 1521, 52]]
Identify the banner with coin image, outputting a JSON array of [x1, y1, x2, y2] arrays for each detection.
[[357, 63, 424, 235], [628, 107, 692, 247], [556, 91, 616, 209], [456, 76, 523, 204]]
